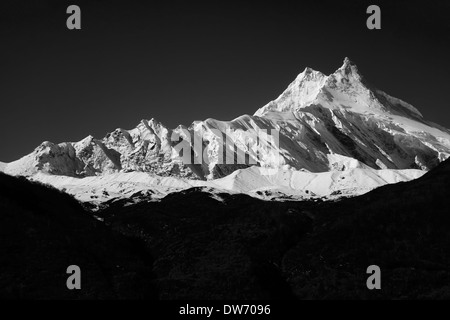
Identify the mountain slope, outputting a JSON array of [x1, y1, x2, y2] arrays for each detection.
[[2, 145, 449, 299], [0, 172, 157, 299], [282, 157, 450, 299], [97, 158, 450, 299], [27, 162, 424, 206]]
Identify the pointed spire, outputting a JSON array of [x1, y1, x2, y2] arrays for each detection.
[[335, 57, 361, 80], [342, 57, 353, 67]]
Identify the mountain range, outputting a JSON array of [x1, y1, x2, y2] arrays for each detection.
[[2, 58, 450, 204]]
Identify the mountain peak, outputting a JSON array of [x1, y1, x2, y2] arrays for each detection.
[[342, 57, 354, 67], [335, 57, 361, 79], [296, 66, 325, 81], [253, 57, 429, 122]]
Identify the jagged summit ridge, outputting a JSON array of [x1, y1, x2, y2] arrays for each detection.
[[338, 57, 361, 78], [254, 57, 420, 118]]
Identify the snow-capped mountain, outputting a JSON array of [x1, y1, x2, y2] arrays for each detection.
[[2, 58, 450, 203]]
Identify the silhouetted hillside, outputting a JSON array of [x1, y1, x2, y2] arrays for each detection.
[[283, 159, 450, 299], [0, 172, 157, 299], [99, 188, 315, 299], [100, 159, 450, 299], [2, 159, 450, 299]]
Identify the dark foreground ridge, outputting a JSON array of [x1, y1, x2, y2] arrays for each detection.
[[2, 158, 450, 299], [0, 172, 157, 299]]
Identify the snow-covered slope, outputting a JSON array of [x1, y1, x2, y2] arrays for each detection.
[[209, 164, 424, 198], [1, 57, 449, 203], [28, 164, 424, 206]]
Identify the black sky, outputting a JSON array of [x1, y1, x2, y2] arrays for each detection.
[[0, 0, 449, 162]]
